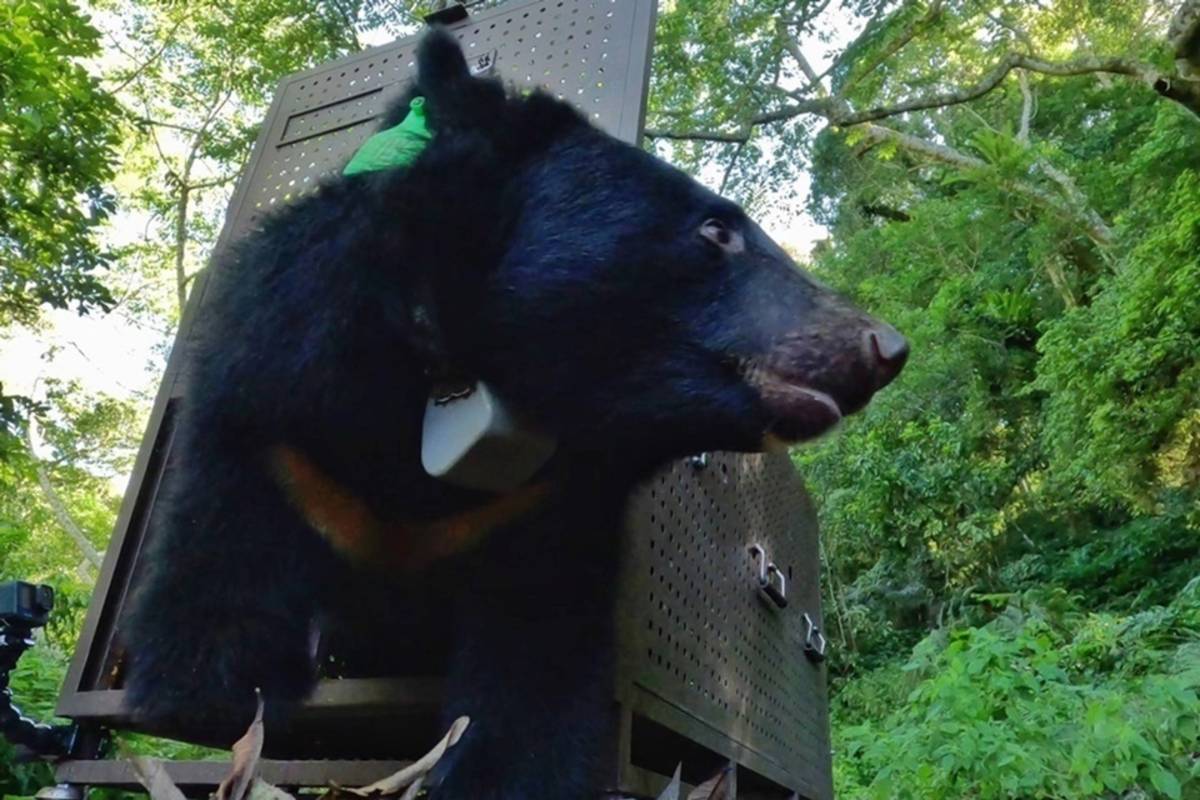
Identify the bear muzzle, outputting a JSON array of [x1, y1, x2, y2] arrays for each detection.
[[742, 320, 909, 444], [864, 322, 909, 390], [744, 367, 844, 443]]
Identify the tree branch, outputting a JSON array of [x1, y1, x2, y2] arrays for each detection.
[[781, 0, 835, 32], [644, 99, 831, 144], [173, 182, 192, 313], [775, 7, 849, 101], [173, 81, 236, 312], [25, 419, 103, 571], [105, 14, 188, 94], [648, 108, 1114, 246], [1169, 0, 1200, 74], [776, 18, 823, 88], [841, 0, 946, 95], [130, 116, 203, 136], [835, 53, 1199, 125], [644, 129, 751, 144], [857, 123, 1115, 246], [180, 267, 205, 290], [1017, 70, 1035, 143], [1032, 157, 1113, 245], [986, 11, 1035, 52], [645, 31, 1197, 248], [718, 140, 748, 195], [649, 49, 1199, 146], [187, 171, 241, 192]]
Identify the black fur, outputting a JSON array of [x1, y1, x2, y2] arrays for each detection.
[[123, 28, 903, 800]]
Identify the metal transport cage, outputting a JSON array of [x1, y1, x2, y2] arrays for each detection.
[[50, 2, 833, 797]]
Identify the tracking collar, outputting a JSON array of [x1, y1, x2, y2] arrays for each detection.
[[421, 377, 557, 493], [344, 95, 556, 492], [272, 445, 550, 570]]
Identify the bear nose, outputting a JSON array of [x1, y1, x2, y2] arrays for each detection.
[[864, 324, 909, 388]]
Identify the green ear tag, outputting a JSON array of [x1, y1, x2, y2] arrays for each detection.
[[342, 97, 434, 176]]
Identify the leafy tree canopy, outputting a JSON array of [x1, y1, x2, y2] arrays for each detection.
[[0, 0, 121, 325]]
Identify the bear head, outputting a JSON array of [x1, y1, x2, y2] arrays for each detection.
[[374, 29, 907, 470]]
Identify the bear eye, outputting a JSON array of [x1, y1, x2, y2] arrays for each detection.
[[699, 218, 745, 254]]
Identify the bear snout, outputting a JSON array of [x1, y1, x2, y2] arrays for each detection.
[[737, 310, 908, 444], [862, 322, 909, 390]]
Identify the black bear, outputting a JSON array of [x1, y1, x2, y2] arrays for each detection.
[[123, 28, 907, 800]]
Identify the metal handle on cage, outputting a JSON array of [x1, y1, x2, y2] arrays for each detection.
[[802, 613, 827, 664], [747, 544, 788, 608]]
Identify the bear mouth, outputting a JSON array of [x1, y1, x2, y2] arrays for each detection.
[[746, 368, 844, 444]]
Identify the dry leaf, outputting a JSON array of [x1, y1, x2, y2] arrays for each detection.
[[129, 756, 188, 800], [246, 780, 297, 800], [345, 716, 470, 797], [686, 762, 736, 800], [218, 691, 266, 800], [654, 764, 683, 800]]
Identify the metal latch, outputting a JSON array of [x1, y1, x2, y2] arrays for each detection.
[[803, 613, 827, 663], [747, 544, 787, 608], [469, 49, 498, 76]]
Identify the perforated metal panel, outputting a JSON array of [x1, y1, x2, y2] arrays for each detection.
[[619, 453, 831, 799], [57, 3, 831, 797], [230, 0, 652, 244]]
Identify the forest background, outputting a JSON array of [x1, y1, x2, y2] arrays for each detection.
[[2, 0, 1199, 797]]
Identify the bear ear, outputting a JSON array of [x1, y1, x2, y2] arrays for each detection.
[[412, 26, 507, 135], [416, 27, 471, 100]]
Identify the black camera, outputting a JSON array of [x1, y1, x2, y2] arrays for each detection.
[[0, 580, 76, 758], [0, 582, 54, 630]]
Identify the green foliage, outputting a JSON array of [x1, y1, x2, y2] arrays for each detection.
[[834, 584, 1200, 799], [0, 380, 141, 795], [1039, 508, 1200, 610], [0, 639, 69, 796], [648, 0, 826, 212], [786, 3, 1200, 792], [0, 0, 121, 326], [0, 0, 123, 455], [1037, 114, 1200, 512], [798, 50, 1200, 687], [1, 382, 138, 588]]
